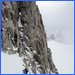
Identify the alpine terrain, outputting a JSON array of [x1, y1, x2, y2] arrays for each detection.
[[1, 1, 58, 74]]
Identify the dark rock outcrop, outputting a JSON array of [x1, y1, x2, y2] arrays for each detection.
[[2, 1, 58, 74]]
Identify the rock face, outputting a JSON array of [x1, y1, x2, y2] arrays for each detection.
[[2, 2, 58, 74]]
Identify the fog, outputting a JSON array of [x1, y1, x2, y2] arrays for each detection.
[[36, 1, 74, 44]]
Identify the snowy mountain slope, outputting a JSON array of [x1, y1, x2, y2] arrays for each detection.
[[1, 51, 44, 74], [1, 52, 24, 74], [48, 40, 74, 74]]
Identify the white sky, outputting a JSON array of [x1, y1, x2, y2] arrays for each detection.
[[36, 1, 74, 42]]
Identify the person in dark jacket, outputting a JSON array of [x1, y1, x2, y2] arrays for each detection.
[[23, 68, 28, 74]]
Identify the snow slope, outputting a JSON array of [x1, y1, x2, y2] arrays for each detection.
[[1, 41, 74, 74], [48, 40, 74, 74], [1, 51, 39, 74], [1, 52, 24, 74]]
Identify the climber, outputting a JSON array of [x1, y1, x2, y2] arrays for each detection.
[[23, 68, 28, 74]]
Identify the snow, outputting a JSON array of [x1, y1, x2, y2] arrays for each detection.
[[5, 18, 8, 21], [18, 18, 23, 27], [24, 35, 29, 41], [1, 52, 24, 74], [1, 40, 74, 74], [24, 23, 28, 26], [19, 31, 23, 36], [19, 12, 21, 16], [1, 45, 37, 74], [48, 40, 74, 74], [23, 42, 30, 51], [13, 46, 18, 51]]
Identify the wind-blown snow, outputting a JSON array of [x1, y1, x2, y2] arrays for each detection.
[[48, 40, 74, 74], [1, 52, 24, 74]]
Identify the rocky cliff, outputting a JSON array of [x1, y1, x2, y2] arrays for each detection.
[[2, 1, 58, 74]]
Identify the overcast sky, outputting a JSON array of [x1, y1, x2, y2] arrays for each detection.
[[36, 1, 74, 44]]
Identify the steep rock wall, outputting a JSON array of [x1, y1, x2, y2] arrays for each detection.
[[2, 1, 58, 74]]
